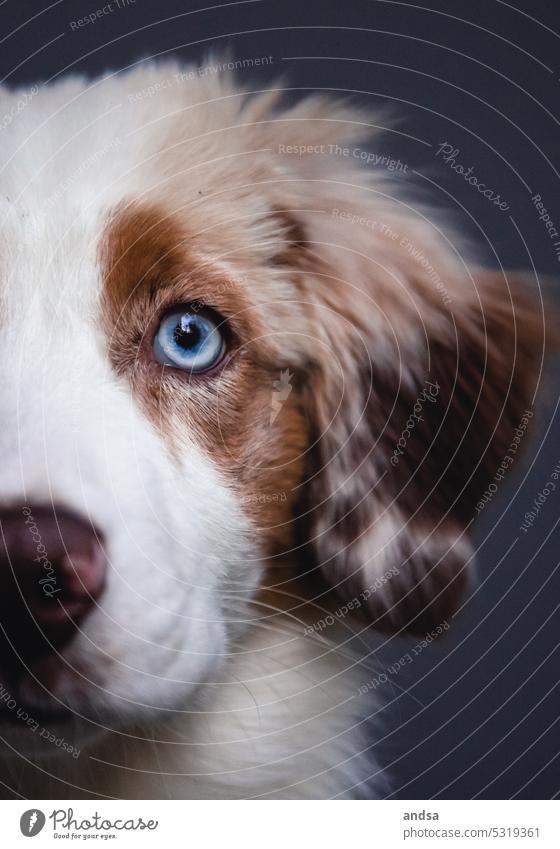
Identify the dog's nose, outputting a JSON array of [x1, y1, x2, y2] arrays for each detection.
[[0, 505, 106, 671]]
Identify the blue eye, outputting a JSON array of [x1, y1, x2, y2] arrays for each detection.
[[153, 306, 226, 373]]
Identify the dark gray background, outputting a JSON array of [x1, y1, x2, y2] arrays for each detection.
[[1, 0, 559, 799]]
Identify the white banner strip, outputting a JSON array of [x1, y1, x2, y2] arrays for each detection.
[[1, 799, 558, 848]]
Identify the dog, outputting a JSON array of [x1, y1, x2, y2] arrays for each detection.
[[0, 60, 547, 799]]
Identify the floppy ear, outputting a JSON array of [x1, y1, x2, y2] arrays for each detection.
[[254, 95, 547, 632], [301, 262, 543, 634]]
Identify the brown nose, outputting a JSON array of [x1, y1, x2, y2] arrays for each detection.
[[0, 505, 106, 675]]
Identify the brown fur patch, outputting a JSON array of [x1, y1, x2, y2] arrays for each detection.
[[99, 202, 309, 552]]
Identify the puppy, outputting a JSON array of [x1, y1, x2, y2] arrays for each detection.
[[0, 61, 546, 799]]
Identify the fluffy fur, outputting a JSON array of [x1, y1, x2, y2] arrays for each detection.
[[0, 61, 546, 799]]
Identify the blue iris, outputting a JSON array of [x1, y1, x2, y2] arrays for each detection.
[[153, 307, 225, 373]]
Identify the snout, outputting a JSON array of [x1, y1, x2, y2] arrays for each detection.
[[0, 505, 106, 683]]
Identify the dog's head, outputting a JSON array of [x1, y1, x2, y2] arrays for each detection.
[[0, 63, 545, 746]]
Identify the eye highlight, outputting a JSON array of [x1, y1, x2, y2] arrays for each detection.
[[153, 305, 226, 373]]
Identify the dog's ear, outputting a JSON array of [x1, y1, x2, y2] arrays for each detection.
[[301, 262, 542, 634], [255, 96, 547, 632]]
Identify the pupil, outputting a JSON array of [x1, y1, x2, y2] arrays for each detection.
[[173, 318, 200, 350]]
